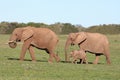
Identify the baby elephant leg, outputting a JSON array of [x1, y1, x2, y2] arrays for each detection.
[[80, 57, 88, 64], [72, 58, 77, 64], [80, 59, 84, 64], [84, 58, 88, 64]]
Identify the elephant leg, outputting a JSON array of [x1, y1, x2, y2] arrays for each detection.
[[83, 58, 88, 64], [105, 54, 111, 64], [28, 46, 36, 62], [80, 59, 84, 64], [93, 54, 100, 64], [20, 39, 31, 61], [72, 59, 74, 64], [73, 60, 77, 64], [20, 44, 28, 61], [48, 53, 54, 63], [85, 58, 88, 64], [104, 51, 111, 64], [72, 60, 74, 64], [49, 50, 60, 63], [104, 46, 111, 64], [53, 53, 60, 62], [72, 58, 77, 64], [74, 60, 77, 64]]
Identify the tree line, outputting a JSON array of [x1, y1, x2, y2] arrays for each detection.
[[0, 21, 120, 34]]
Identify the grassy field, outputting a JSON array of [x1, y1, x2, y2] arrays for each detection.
[[0, 34, 120, 80]]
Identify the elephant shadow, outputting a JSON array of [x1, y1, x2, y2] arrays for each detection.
[[7, 58, 104, 64], [60, 60, 104, 64], [7, 57, 48, 62], [8, 58, 20, 61], [77, 62, 104, 64]]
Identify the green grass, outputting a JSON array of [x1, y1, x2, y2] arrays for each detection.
[[0, 34, 120, 80]]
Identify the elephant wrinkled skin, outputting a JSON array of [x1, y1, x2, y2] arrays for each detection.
[[65, 32, 111, 64], [9, 26, 60, 63]]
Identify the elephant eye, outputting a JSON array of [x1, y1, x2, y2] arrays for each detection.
[[15, 33, 18, 36]]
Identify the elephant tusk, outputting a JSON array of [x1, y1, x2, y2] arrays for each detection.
[[8, 41, 14, 43], [8, 41, 16, 43]]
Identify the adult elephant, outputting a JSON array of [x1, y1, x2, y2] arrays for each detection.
[[8, 26, 60, 63], [65, 32, 111, 64]]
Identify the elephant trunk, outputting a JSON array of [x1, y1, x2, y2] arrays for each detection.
[[64, 39, 71, 62], [8, 36, 17, 48], [8, 41, 17, 48]]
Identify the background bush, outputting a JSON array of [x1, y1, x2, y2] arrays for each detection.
[[0, 21, 120, 34]]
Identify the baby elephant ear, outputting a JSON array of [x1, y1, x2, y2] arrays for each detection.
[[21, 29, 34, 41]]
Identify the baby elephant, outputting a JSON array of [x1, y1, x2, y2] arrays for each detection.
[[70, 50, 88, 64]]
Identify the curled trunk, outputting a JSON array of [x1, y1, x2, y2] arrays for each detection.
[[8, 41, 17, 48], [8, 35, 17, 48]]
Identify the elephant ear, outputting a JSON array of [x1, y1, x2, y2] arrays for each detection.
[[74, 32, 87, 44], [21, 28, 34, 41]]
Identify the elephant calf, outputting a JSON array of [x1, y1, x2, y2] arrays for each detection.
[[70, 50, 88, 64]]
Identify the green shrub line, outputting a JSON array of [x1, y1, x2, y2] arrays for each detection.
[[0, 21, 120, 34]]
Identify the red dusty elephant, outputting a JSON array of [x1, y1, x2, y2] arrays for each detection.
[[65, 32, 111, 64], [8, 26, 60, 63]]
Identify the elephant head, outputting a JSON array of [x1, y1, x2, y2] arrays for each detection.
[[64, 32, 87, 61], [9, 27, 34, 48]]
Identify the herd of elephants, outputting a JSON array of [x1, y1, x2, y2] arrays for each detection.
[[8, 26, 111, 64]]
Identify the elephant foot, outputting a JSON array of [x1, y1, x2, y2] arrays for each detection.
[[56, 58, 60, 62], [32, 60, 36, 62], [48, 58, 53, 64], [19, 59, 24, 62], [48, 60, 53, 64], [93, 61, 98, 64], [107, 61, 111, 64], [86, 62, 88, 64]]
